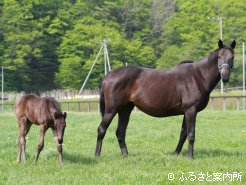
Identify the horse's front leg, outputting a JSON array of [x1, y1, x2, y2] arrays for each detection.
[[34, 124, 48, 163], [184, 107, 197, 158], [52, 128, 63, 164]]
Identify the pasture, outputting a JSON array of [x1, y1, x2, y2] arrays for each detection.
[[0, 110, 245, 184]]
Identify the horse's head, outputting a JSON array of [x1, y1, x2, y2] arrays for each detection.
[[54, 112, 67, 144], [217, 39, 236, 83]]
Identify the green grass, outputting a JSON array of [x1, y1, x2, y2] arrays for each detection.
[[211, 90, 244, 96], [0, 111, 246, 184]]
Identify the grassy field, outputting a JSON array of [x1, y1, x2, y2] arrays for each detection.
[[0, 111, 246, 185]]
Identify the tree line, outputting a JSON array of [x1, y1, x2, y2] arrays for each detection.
[[0, 0, 245, 92]]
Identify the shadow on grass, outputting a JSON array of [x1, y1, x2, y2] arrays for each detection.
[[195, 148, 246, 158], [64, 152, 98, 165], [168, 148, 246, 159]]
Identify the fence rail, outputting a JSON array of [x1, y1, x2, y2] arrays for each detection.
[[1, 96, 246, 112]]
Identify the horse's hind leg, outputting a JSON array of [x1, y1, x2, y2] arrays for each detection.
[[17, 117, 31, 162], [95, 111, 116, 156], [174, 116, 187, 155], [116, 103, 134, 156]]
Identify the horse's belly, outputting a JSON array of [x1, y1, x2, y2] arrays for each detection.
[[135, 104, 183, 117]]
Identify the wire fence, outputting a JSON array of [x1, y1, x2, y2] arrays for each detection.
[[2, 96, 246, 113]]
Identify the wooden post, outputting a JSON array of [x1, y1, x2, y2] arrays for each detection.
[[211, 97, 214, 110], [223, 97, 226, 111], [237, 97, 240, 111], [87, 102, 91, 112], [78, 102, 81, 112]]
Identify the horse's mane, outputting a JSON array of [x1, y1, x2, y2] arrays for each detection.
[[208, 48, 219, 62], [177, 60, 194, 66]]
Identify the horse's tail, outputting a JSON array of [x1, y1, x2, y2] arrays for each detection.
[[99, 80, 105, 117]]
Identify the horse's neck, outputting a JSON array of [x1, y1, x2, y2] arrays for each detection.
[[196, 57, 220, 93]]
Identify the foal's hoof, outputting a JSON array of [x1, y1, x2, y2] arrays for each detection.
[[59, 161, 64, 165]]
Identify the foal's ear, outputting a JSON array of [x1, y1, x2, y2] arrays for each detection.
[[63, 112, 67, 119], [230, 40, 236, 49], [54, 112, 60, 119], [218, 39, 224, 49]]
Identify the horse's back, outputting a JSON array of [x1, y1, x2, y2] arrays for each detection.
[[16, 94, 38, 115], [103, 66, 143, 83], [102, 66, 143, 95], [16, 94, 61, 123]]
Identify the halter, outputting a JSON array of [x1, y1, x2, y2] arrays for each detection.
[[218, 63, 232, 71]]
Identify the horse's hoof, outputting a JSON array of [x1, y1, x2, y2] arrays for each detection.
[[121, 148, 128, 156], [173, 151, 180, 156], [95, 153, 101, 157], [187, 154, 194, 159], [122, 153, 128, 157]]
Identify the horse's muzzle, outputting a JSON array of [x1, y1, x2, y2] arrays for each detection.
[[220, 67, 230, 83], [221, 73, 230, 83]]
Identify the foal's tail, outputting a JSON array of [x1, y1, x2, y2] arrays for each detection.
[[99, 80, 105, 117]]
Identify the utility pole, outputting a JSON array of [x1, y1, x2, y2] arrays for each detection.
[[78, 39, 111, 95], [1, 66, 3, 112], [103, 40, 111, 75], [208, 16, 223, 93], [243, 42, 245, 109]]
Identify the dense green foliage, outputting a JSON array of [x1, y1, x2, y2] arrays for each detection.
[[0, 0, 245, 91], [0, 111, 246, 184]]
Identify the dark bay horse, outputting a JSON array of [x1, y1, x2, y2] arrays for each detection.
[[95, 40, 236, 158], [16, 94, 67, 164]]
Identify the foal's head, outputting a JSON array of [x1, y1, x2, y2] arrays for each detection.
[[217, 39, 236, 83], [54, 112, 67, 144]]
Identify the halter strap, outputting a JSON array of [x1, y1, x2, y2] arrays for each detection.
[[218, 63, 232, 71]]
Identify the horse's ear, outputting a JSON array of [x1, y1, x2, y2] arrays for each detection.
[[54, 112, 59, 119], [218, 39, 224, 49], [63, 112, 67, 119], [230, 40, 236, 49]]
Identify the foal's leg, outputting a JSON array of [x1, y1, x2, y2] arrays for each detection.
[[174, 116, 187, 155], [116, 104, 134, 156], [17, 117, 25, 162], [34, 124, 48, 163], [95, 111, 116, 156], [17, 117, 31, 162], [184, 108, 197, 158], [52, 128, 64, 164]]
